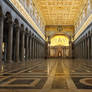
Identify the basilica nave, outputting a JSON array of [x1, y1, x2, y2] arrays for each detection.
[[0, 0, 92, 92]]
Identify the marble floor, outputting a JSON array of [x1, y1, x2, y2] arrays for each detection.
[[0, 59, 92, 92]]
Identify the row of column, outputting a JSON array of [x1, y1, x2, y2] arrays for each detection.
[[31, 37, 45, 59], [0, 15, 45, 62], [73, 32, 92, 59]]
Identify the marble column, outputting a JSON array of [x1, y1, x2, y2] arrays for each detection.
[[45, 42, 48, 59], [39, 43, 41, 58], [82, 41, 83, 58], [87, 37, 89, 59], [77, 44, 78, 57], [36, 41, 37, 59], [33, 38, 35, 59], [7, 20, 13, 62], [38, 42, 39, 58], [29, 33, 32, 60], [0, 15, 3, 62], [44, 44, 45, 58], [20, 29, 25, 61], [35, 39, 37, 59], [41, 44, 42, 58], [42, 45, 43, 58], [79, 43, 80, 58], [25, 32, 29, 61], [40, 44, 42, 58], [89, 34, 91, 59], [34, 38, 36, 59], [85, 37, 87, 59], [82, 39, 83, 58], [35, 38, 37, 59], [28, 34, 30, 61], [84, 38, 86, 59], [15, 25, 20, 62], [42, 45, 44, 58], [87, 35, 90, 59], [36, 40, 38, 59], [81, 41, 82, 58], [28, 35, 30, 60], [32, 37, 34, 59], [91, 33, 92, 59], [43, 45, 45, 58], [83, 39, 85, 58], [27, 34, 30, 60], [80, 42, 82, 58], [78, 44, 79, 58], [79, 43, 81, 58], [31, 37, 33, 59], [37, 40, 39, 59], [39, 43, 40, 58]]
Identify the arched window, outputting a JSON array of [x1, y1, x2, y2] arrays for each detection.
[[50, 35, 69, 46]]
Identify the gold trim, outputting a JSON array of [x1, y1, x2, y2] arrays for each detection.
[[9, 0, 45, 40], [74, 14, 92, 40]]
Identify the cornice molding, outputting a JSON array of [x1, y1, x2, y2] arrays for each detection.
[[9, 0, 45, 40], [74, 13, 92, 40]]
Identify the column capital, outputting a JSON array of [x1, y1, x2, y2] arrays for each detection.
[[6, 18, 13, 25], [34, 35, 37, 40], [0, 14, 4, 20], [88, 31, 91, 37], [32, 33, 35, 38], [20, 27, 25, 34], [29, 31, 31, 36], [25, 31, 29, 37], [15, 24, 20, 31]]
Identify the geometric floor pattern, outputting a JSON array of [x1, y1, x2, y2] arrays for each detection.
[[0, 59, 92, 92]]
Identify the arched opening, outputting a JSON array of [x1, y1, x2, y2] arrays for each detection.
[[58, 51, 62, 58], [3, 12, 12, 62], [50, 35, 69, 47], [49, 35, 70, 58]]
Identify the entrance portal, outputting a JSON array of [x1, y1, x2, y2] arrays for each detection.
[[58, 51, 62, 58]]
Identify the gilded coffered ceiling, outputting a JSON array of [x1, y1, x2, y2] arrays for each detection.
[[32, 0, 87, 25]]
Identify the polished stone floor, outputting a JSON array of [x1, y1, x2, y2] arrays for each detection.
[[0, 59, 92, 92]]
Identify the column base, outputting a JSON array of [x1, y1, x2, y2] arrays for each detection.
[[6, 60, 13, 63], [15, 59, 20, 62]]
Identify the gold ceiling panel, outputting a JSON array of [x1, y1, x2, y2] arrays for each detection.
[[33, 0, 87, 25]]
